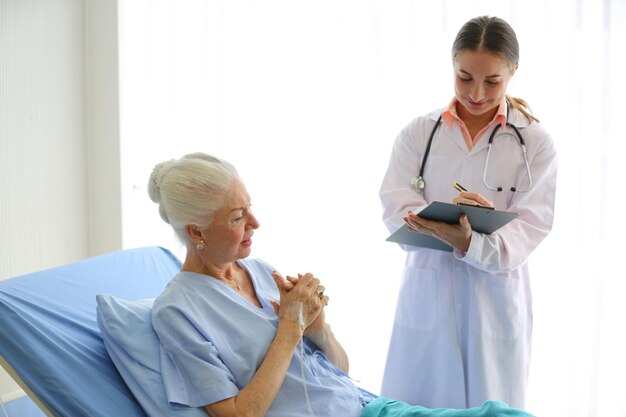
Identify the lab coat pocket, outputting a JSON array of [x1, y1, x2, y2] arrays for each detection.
[[474, 275, 523, 340], [394, 267, 437, 331]]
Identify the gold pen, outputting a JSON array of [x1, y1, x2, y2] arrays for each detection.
[[453, 182, 467, 193]]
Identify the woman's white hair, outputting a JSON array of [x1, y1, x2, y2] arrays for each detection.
[[148, 152, 240, 244]]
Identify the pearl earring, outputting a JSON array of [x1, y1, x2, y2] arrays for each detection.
[[196, 240, 205, 250]]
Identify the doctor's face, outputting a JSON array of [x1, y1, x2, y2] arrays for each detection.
[[453, 49, 517, 119]]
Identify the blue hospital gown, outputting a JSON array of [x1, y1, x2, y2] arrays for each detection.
[[151, 258, 369, 417]]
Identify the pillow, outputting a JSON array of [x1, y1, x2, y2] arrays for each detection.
[[96, 294, 207, 417]]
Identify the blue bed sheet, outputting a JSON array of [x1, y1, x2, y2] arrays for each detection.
[[0, 246, 182, 417]]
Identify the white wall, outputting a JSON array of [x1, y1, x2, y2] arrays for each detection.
[[0, 0, 88, 280], [0, 0, 121, 402], [85, 0, 122, 256]]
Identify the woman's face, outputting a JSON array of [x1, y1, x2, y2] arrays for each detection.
[[453, 49, 517, 118], [199, 179, 260, 264]]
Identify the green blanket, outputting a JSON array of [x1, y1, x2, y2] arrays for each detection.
[[361, 397, 535, 417]]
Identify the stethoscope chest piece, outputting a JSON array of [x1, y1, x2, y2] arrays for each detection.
[[410, 176, 425, 191]]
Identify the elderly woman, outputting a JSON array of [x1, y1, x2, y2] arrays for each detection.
[[148, 152, 534, 417]]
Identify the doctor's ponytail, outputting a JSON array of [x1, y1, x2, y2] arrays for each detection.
[[452, 15, 539, 123], [506, 95, 539, 123]]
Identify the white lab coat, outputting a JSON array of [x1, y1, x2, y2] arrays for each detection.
[[379, 106, 557, 409]]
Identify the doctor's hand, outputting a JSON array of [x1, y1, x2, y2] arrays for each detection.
[[405, 210, 473, 253], [452, 191, 494, 208]]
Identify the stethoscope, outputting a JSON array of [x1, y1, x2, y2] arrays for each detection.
[[410, 107, 533, 193]]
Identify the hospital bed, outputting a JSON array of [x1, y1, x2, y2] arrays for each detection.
[[0, 246, 534, 417], [0, 247, 183, 417]]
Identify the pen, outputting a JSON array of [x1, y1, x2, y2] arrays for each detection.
[[453, 182, 495, 210], [453, 182, 467, 192]]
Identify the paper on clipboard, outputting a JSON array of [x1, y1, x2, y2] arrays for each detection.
[[386, 201, 518, 251]]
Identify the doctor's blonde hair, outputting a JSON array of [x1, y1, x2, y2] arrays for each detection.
[[452, 15, 539, 123], [148, 152, 240, 245]]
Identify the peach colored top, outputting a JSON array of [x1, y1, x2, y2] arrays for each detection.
[[442, 98, 507, 150]]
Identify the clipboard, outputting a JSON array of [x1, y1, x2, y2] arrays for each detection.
[[386, 201, 518, 252]]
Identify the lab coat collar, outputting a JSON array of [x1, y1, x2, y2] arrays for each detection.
[[428, 100, 533, 129], [425, 108, 472, 154], [427, 101, 533, 154]]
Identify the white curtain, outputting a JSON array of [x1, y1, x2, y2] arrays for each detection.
[[118, 1, 626, 416]]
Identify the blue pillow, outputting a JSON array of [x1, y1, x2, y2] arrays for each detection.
[[96, 294, 207, 417]]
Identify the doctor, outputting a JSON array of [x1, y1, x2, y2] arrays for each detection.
[[379, 16, 557, 410]]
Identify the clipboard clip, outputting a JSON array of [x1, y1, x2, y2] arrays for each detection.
[[457, 202, 495, 210]]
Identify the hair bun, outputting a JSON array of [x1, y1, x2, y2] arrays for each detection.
[[148, 159, 177, 203]]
